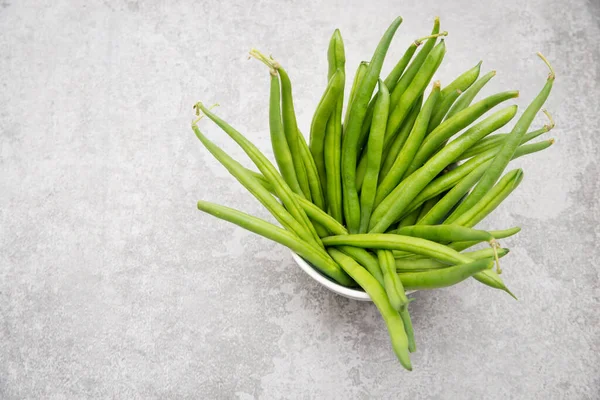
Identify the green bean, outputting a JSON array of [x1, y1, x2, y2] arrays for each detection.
[[417, 166, 486, 225], [191, 123, 317, 246], [448, 227, 520, 252], [274, 65, 312, 201], [267, 72, 303, 195], [246, 167, 347, 236], [438, 60, 481, 100], [427, 89, 461, 133], [358, 29, 448, 150], [198, 201, 353, 286], [404, 139, 554, 216], [369, 105, 518, 233], [458, 124, 550, 160], [399, 307, 416, 353], [449, 169, 524, 228], [338, 246, 385, 286], [298, 132, 326, 209], [344, 61, 368, 133], [446, 70, 496, 119], [310, 69, 345, 195], [327, 248, 412, 370], [379, 98, 423, 180], [378, 249, 409, 311], [385, 40, 446, 144], [396, 248, 509, 271], [396, 225, 493, 243], [342, 16, 403, 234], [196, 103, 323, 247], [376, 82, 441, 204], [398, 258, 494, 290], [359, 80, 390, 233], [449, 54, 555, 218], [324, 30, 345, 224], [323, 234, 474, 265], [405, 90, 519, 176], [389, 18, 441, 111]]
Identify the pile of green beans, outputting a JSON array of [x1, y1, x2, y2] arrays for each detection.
[[189, 16, 557, 370]]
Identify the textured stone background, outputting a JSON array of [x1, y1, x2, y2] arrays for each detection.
[[1, 0, 599, 398]]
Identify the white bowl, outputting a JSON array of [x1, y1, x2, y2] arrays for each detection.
[[291, 251, 372, 301], [291, 251, 417, 301]]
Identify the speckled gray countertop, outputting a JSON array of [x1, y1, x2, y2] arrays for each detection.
[[1, 0, 599, 398]]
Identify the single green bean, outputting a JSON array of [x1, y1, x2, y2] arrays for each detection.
[[344, 61, 369, 133], [448, 227, 520, 252], [338, 246, 385, 286], [369, 105, 518, 233], [396, 225, 493, 243], [267, 72, 303, 195], [310, 69, 345, 194], [324, 30, 345, 224], [376, 82, 441, 204], [438, 60, 481, 100], [342, 16, 403, 234], [298, 132, 326, 210], [327, 248, 412, 370], [196, 103, 323, 248], [446, 70, 496, 119], [405, 90, 519, 176], [458, 125, 548, 160], [399, 307, 416, 353], [449, 54, 555, 218], [198, 201, 353, 286], [398, 258, 494, 290], [396, 247, 509, 271], [274, 65, 312, 201], [359, 80, 390, 233]]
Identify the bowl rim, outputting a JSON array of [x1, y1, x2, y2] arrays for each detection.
[[290, 251, 372, 301]]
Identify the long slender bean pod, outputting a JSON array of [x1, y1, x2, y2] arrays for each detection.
[[448, 227, 521, 252], [359, 80, 390, 233], [438, 60, 481, 100], [328, 248, 412, 370], [198, 201, 353, 286], [324, 30, 345, 224], [396, 225, 493, 243], [396, 248, 509, 271], [344, 61, 368, 133], [399, 308, 416, 353], [338, 246, 385, 286], [342, 16, 403, 234], [398, 259, 494, 290]]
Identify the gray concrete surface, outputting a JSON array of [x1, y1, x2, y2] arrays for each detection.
[[1, 0, 599, 398]]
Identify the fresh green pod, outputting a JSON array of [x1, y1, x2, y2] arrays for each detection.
[[324, 30, 346, 224], [446, 70, 496, 119], [327, 248, 412, 370], [396, 247, 509, 271], [438, 60, 482, 100], [448, 55, 555, 218], [448, 227, 521, 252], [341, 16, 403, 234], [268, 73, 303, 195], [396, 225, 493, 243], [399, 307, 416, 353], [459, 125, 550, 160], [359, 80, 390, 233], [197, 201, 353, 286], [310, 68, 345, 193], [344, 61, 369, 133], [398, 258, 494, 290]]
